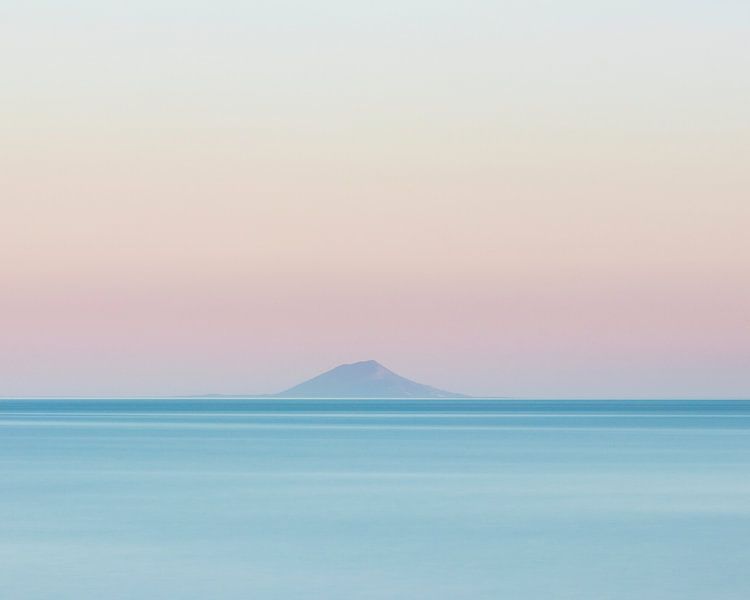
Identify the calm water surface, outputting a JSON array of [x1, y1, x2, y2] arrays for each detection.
[[2, 399, 749, 599]]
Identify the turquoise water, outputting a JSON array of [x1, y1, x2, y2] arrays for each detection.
[[2, 399, 749, 599]]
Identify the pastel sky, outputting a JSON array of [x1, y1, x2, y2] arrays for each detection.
[[2, 1, 748, 397]]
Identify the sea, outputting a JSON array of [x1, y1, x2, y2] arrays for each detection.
[[1, 398, 749, 599]]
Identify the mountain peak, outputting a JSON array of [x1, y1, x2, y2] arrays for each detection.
[[333, 360, 390, 376], [340, 359, 384, 370], [277, 360, 468, 398]]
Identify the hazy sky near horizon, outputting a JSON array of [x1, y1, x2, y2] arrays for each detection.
[[2, 1, 749, 397]]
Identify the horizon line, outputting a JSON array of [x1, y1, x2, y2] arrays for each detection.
[[2, 395, 749, 401]]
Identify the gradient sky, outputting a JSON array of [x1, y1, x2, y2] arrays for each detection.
[[2, 1, 749, 397]]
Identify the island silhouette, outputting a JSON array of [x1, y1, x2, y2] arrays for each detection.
[[273, 360, 469, 398], [191, 360, 470, 398]]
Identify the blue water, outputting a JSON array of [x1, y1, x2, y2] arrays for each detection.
[[2, 399, 749, 599]]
